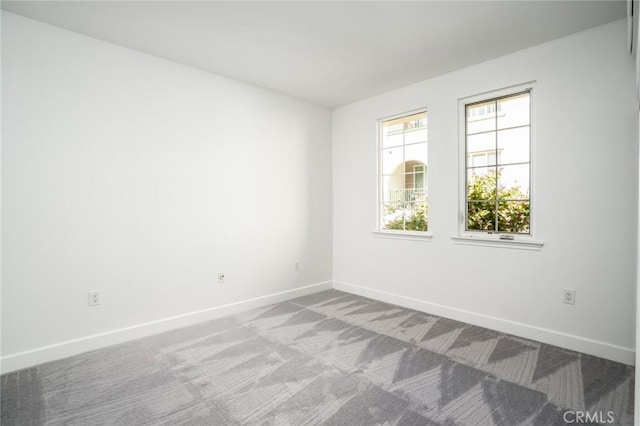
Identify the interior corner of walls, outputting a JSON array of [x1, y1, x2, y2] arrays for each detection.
[[333, 281, 635, 366], [0, 281, 333, 374]]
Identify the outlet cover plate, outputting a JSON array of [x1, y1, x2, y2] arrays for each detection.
[[562, 289, 575, 305], [88, 291, 101, 306]]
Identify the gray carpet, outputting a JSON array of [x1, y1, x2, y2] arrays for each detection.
[[1, 290, 635, 425]]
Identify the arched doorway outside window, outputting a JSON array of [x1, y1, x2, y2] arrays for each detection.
[[385, 161, 426, 203]]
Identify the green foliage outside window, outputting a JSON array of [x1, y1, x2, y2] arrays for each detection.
[[382, 170, 528, 234], [467, 170, 529, 233], [384, 202, 428, 232]]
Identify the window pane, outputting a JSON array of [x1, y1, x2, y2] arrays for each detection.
[[404, 173, 427, 201], [497, 201, 530, 233], [471, 154, 487, 168], [467, 101, 497, 135], [467, 132, 496, 166], [405, 128, 427, 144], [382, 202, 407, 230], [467, 167, 497, 201], [497, 127, 529, 165], [405, 201, 428, 231], [382, 176, 405, 204], [404, 112, 428, 144], [404, 111, 427, 127], [414, 169, 425, 190], [381, 117, 405, 148], [404, 172, 417, 193], [498, 165, 529, 200], [404, 142, 428, 167], [381, 146, 404, 175], [488, 151, 498, 165], [497, 92, 530, 130], [467, 201, 496, 231]]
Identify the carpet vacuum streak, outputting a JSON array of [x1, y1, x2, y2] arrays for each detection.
[[1, 290, 635, 425]]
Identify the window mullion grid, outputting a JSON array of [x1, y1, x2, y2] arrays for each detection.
[[493, 99, 499, 233], [402, 118, 407, 230], [462, 88, 532, 237], [528, 94, 532, 234], [464, 106, 469, 232], [467, 161, 528, 171], [467, 123, 528, 137], [379, 126, 383, 230], [380, 124, 389, 231]]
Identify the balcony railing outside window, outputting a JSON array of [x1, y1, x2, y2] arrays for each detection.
[[387, 188, 427, 203]]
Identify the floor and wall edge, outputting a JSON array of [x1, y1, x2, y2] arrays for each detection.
[[333, 280, 635, 366], [0, 281, 333, 374], [3, 279, 633, 374]]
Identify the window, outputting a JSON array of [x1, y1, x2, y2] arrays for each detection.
[[460, 86, 533, 238], [378, 110, 428, 233], [469, 150, 501, 168]]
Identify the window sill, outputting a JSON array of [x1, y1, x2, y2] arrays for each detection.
[[451, 235, 543, 251], [373, 230, 433, 241]]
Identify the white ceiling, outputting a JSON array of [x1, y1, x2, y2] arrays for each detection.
[[2, 1, 627, 108]]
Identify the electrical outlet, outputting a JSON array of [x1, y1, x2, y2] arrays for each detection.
[[88, 291, 101, 307], [562, 289, 576, 305], [218, 273, 225, 284], [295, 260, 300, 272]]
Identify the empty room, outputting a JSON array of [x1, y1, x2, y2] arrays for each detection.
[[1, 1, 639, 424]]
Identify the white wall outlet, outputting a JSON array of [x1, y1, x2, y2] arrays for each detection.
[[88, 291, 101, 306], [295, 260, 300, 272], [562, 289, 576, 305], [218, 273, 225, 284]]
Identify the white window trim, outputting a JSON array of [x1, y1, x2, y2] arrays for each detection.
[[375, 108, 432, 239], [451, 235, 543, 250], [373, 229, 433, 241], [454, 82, 543, 250]]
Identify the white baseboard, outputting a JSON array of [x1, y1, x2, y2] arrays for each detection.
[[1, 281, 332, 374], [333, 281, 635, 365], [4, 280, 632, 373]]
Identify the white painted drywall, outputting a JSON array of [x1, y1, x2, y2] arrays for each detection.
[[1, 12, 332, 366], [333, 19, 637, 363]]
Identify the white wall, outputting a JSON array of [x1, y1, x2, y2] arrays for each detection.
[[333, 19, 637, 364], [1, 12, 332, 371]]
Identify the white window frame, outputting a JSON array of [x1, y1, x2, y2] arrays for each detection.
[[453, 82, 543, 250], [413, 164, 426, 190], [374, 108, 432, 241]]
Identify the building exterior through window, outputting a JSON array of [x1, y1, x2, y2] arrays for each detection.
[[379, 111, 428, 232], [463, 89, 531, 234]]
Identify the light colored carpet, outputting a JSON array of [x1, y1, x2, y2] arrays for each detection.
[[1, 290, 635, 425]]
